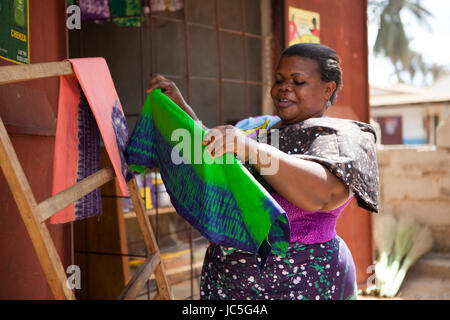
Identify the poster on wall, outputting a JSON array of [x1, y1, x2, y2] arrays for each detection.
[[288, 7, 320, 46], [0, 0, 30, 64]]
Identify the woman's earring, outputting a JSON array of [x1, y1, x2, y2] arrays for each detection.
[[326, 100, 332, 108]]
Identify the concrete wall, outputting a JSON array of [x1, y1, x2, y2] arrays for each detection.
[[376, 115, 450, 252]]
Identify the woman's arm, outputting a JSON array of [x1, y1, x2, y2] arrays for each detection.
[[250, 142, 350, 211], [203, 125, 350, 212], [147, 75, 209, 131]]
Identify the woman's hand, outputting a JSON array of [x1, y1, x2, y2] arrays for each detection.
[[147, 74, 189, 111], [147, 74, 208, 130], [202, 125, 256, 162]]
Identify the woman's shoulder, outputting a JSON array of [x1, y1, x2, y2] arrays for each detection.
[[297, 116, 377, 140], [302, 116, 373, 128], [234, 115, 281, 131]]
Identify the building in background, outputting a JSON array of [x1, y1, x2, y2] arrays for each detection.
[[370, 75, 450, 145]]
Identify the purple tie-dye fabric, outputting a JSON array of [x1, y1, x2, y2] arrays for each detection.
[[79, 0, 111, 23], [75, 86, 102, 220]]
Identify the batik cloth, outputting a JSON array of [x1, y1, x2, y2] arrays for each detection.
[[79, 0, 111, 23], [51, 58, 131, 223], [200, 114, 379, 300], [52, 76, 102, 223], [125, 90, 290, 270], [110, 0, 141, 27], [200, 236, 357, 300]]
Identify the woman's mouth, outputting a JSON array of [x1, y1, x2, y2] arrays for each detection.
[[277, 98, 295, 108]]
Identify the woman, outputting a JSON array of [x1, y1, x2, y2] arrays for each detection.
[[147, 43, 379, 300]]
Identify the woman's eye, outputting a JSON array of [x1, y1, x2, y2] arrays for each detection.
[[275, 79, 284, 84], [294, 81, 305, 85]]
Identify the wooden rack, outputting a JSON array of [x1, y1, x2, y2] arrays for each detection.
[[0, 61, 173, 300], [123, 206, 177, 220]]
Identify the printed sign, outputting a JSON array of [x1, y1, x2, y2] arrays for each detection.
[[288, 7, 320, 46], [0, 0, 29, 64]]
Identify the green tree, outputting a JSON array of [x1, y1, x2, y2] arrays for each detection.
[[369, 0, 444, 84]]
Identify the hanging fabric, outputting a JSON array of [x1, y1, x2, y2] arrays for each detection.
[[79, 0, 111, 23], [125, 89, 291, 270], [51, 58, 132, 224], [110, 0, 142, 27]]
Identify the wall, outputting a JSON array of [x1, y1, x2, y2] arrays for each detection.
[[376, 116, 450, 252], [0, 0, 71, 299]]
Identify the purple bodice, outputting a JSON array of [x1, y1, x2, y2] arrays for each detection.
[[271, 193, 352, 244]]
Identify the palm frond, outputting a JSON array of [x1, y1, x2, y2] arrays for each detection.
[[403, 0, 434, 30], [369, 0, 439, 84]]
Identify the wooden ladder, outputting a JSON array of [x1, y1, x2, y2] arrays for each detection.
[[0, 61, 173, 300]]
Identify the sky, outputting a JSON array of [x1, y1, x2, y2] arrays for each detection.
[[368, 0, 450, 88]]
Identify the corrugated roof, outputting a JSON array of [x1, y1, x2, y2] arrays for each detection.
[[371, 93, 450, 107], [370, 75, 450, 107]]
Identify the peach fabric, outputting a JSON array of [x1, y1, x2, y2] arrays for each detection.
[[51, 58, 128, 223]]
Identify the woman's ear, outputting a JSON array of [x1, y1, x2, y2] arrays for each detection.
[[324, 81, 337, 101]]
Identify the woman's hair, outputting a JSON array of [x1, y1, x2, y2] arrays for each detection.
[[280, 43, 342, 105]]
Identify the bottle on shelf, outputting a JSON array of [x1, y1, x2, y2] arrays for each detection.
[[141, 172, 154, 210], [151, 172, 172, 208]]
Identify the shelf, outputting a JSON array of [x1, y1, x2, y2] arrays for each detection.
[[123, 206, 177, 219], [129, 247, 206, 285]]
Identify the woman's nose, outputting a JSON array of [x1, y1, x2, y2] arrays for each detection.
[[279, 81, 293, 91]]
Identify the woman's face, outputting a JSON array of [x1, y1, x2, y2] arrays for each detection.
[[270, 55, 336, 125]]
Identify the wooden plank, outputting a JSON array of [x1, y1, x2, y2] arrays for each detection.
[[128, 178, 174, 300], [4, 124, 56, 137], [118, 253, 160, 300], [36, 166, 115, 223], [152, 292, 161, 300], [122, 206, 176, 219], [0, 61, 74, 85], [149, 260, 203, 282], [0, 117, 75, 300]]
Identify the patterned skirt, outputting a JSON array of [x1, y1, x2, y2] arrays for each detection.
[[199, 236, 357, 300]]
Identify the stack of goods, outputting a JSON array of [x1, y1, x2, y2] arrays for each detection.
[[122, 171, 172, 212]]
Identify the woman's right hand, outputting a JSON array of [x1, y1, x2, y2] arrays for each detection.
[[147, 74, 188, 111], [147, 74, 206, 130]]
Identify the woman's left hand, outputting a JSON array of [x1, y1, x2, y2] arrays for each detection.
[[202, 125, 255, 162]]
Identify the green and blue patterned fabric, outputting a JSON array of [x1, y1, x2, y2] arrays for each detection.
[[125, 89, 290, 269]]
